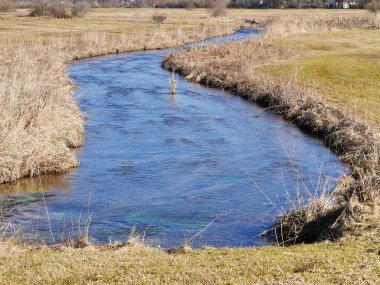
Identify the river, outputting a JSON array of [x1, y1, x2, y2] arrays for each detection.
[[0, 30, 347, 248]]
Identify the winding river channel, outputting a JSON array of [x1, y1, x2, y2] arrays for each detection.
[[0, 30, 348, 248]]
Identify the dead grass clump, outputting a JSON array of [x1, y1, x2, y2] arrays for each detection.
[[152, 12, 167, 27], [170, 72, 178, 94], [0, 43, 83, 184]]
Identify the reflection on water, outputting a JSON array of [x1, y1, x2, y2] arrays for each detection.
[[170, 93, 176, 105], [0, 174, 70, 195], [0, 30, 349, 248]]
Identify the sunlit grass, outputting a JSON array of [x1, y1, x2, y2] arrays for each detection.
[[0, 9, 379, 283], [260, 29, 380, 129], [0, 8, 368, 42], [0, 8, 235, 42], [0, 231, 378, 284]]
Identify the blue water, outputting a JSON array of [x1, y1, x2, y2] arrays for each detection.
[[0, 30, 348, 248]]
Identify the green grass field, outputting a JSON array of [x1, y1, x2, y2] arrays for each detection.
[[0, 8, 367, 41], [261, 29, 380, 129], [0, 230, 379, 284]]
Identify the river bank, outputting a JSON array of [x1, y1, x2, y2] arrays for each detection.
[[0, 8, 379, 284], [163, 19, 380, 243]]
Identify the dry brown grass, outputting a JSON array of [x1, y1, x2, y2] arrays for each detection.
[[264, 12, 380, 37], [0, 43, 83, 183], [0, 11, 240, 184], [0, 8, 243, 43], [163, 13, 380, 244]]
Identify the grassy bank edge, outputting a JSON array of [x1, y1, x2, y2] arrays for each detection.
[[162, 32, 380, 244], [0, 229, 379, 284]]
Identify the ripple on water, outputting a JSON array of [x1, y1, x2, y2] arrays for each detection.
[[0, 29, 349, 248]]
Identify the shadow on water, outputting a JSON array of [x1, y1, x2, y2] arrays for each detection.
[[0, 29, 349, 248]]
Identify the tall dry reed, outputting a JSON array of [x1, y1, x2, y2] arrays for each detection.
[[0, 43, 83, 183]]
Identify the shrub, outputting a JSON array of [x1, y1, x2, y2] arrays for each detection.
[[152, 13, 167, 26], [366, 0, 380, 13], [71, 1, 91, 18], [30, 0, 91, 18], [185, 0, 195, 10], [48, 1, 71, 19], [0, 0, 13, 12], [210, 0, 227, 17], [29, 1, 50, 17]]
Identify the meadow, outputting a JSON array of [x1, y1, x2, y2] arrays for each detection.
[[0, 7, 379, 284], [0, 8, 370, 42], [263, 29, 380, 129]]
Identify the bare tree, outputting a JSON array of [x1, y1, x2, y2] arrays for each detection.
[[210, 0, 227, 17], [71, 1, 92, 18], [0, 0, 13, 12]]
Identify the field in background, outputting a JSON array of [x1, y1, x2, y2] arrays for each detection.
[[0, 8, 368, 42], [0, 8, 238, 42]]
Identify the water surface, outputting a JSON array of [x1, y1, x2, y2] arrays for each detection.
[[0, 30, 347, 248]]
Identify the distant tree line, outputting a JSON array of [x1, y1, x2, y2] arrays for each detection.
[[122, 0, 372, 8], [5, 0, 375, 10], [228, 0, 369, 8], [116, 0, 372, 8]]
